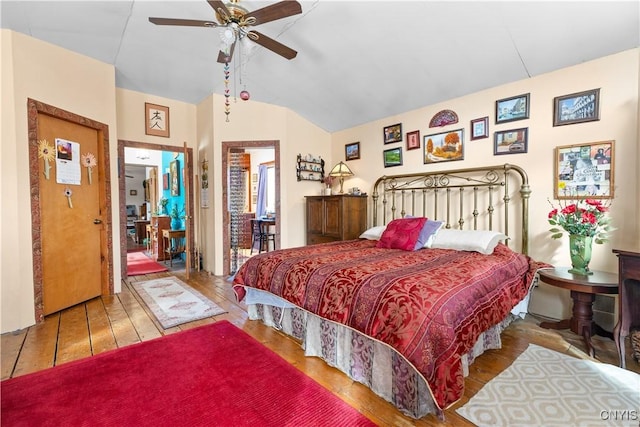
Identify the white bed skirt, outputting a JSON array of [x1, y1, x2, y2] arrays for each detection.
[[246, 297, 516, 419]]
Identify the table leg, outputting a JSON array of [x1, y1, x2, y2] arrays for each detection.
[[539, 291, 613, 358], [613, 321, 626, 369], [570, 291, 597, 357]]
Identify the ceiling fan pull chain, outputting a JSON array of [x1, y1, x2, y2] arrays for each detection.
[[224, 61, 231, 122]]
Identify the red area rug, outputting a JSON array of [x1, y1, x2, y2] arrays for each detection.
[[126, 251, 168, 276], [1, 321, 375, 426]]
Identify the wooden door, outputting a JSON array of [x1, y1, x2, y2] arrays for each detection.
[[38, 114, 104, 315]]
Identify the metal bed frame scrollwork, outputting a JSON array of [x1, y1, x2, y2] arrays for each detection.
[[371, 163, 531, 254]]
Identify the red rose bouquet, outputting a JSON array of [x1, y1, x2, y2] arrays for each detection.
[[548, 198, 613, 244]]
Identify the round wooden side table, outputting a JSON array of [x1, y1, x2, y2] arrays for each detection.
[[537, 267, 618, 358]]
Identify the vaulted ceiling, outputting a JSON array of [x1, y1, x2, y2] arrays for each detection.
[[2, 1, 638, 132]]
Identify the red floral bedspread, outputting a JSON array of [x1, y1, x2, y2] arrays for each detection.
[[233, 239, 541, 410]]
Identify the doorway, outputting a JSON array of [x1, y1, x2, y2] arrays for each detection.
[[117, 140, 195, 278], [222, 140, 280, 276], [124, 163, 157, 252]]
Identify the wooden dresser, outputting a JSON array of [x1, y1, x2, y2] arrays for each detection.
[[151, 216, 170, 261], [612, 249, 640, 368], [305, 195, 367, 245]]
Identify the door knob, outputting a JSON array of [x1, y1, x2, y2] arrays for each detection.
[[93, 219, 102, 224]]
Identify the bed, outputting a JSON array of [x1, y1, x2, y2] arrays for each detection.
[[233, 164, 544, 419]]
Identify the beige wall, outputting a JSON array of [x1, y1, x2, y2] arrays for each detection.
[[1, 30, 119, 333], [1, 27, 638, 332], [331, 49, 640, 319], [116, 88, 197, 147], [206, 93, 332, 274]]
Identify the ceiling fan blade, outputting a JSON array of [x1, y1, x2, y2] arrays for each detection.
[[149, 17, 218, 27], [244, 1, 302, 26], [207, 0, 232, 23], [217, 42, 236, 63], [249, 31, 297, 60]]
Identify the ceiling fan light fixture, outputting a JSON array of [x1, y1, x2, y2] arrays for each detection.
[[220, 27, 236, 43]]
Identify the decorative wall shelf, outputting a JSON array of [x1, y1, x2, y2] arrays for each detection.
[[297, 154, 325, 182]]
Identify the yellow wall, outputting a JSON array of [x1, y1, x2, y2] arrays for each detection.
[[116, 88, 197, 147], [1, 30, 119, 332], [206, 93, 331, 273], [1, 27, 638, 332], [331, 49, 640, 319]]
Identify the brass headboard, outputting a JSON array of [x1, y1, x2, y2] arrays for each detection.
[[371, 164, 530, 255]]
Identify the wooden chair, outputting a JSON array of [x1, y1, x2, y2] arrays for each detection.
[[251, 219, 276, 253]]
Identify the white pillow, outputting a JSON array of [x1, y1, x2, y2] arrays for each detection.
[[422, 220, 445, 248], [359, 225, 386, 240], [430, 229, 508, 255]]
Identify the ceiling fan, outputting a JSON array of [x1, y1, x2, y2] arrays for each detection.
[[149, 0, 302, 63]]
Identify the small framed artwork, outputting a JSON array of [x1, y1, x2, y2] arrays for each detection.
[[494, 128, 528, 155], [553, 88, 600, 126], [383, 123, 402, 144], [470, 117, 489, 140], [170, 160, 180, 196], [406, 130, 420, 150], [383, 147, 403, 167], [554, 140, 614, 199], [145, 102, 170, 137], [495, 93, 529, 124], [129, 189, 137, 196], [345, 142, 360, 160], [163, 173, 169, 190], [423, 129, 464, 164]]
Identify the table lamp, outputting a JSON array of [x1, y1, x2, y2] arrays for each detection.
[[328, 161, 354, 194]]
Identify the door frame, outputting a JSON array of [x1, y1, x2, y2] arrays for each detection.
[[27, 98, 114, 323], [222, 140, 280, 276], [117, 140, 195, 278]]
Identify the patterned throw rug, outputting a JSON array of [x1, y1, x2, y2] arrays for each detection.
[[132, 276, 226, 328], [457, 344, 640, 427]]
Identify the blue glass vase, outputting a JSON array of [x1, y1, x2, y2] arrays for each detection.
[[171, 217, 182, 230]]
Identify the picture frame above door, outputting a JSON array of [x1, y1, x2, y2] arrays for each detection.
[[145, 102, 170, 138]]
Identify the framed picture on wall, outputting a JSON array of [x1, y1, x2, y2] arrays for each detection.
[[470, 117, 489, 140], [553, 88, 600, 126], [554, 140, 614, 199], [383, 147, 403, 167], [145, 102, 170, 137], [494, 128, 528, 155], [383, 123, 402, 144], [163, 173, 169, 190], [129, 189, 137, 196], [170, 160, 180, 196], [423, 129, 464, 164], [495, 93, 529, 124], [345, 142, 360, 160], [406, 130, 420, 150]]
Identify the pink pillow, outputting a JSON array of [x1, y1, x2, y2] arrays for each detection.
[[376, 217, 427, 251]]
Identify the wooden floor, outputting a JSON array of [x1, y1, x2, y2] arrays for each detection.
[[2, 269, 638, 426]]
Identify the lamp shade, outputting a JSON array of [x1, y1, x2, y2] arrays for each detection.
[[328, 161, 354, 193]]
